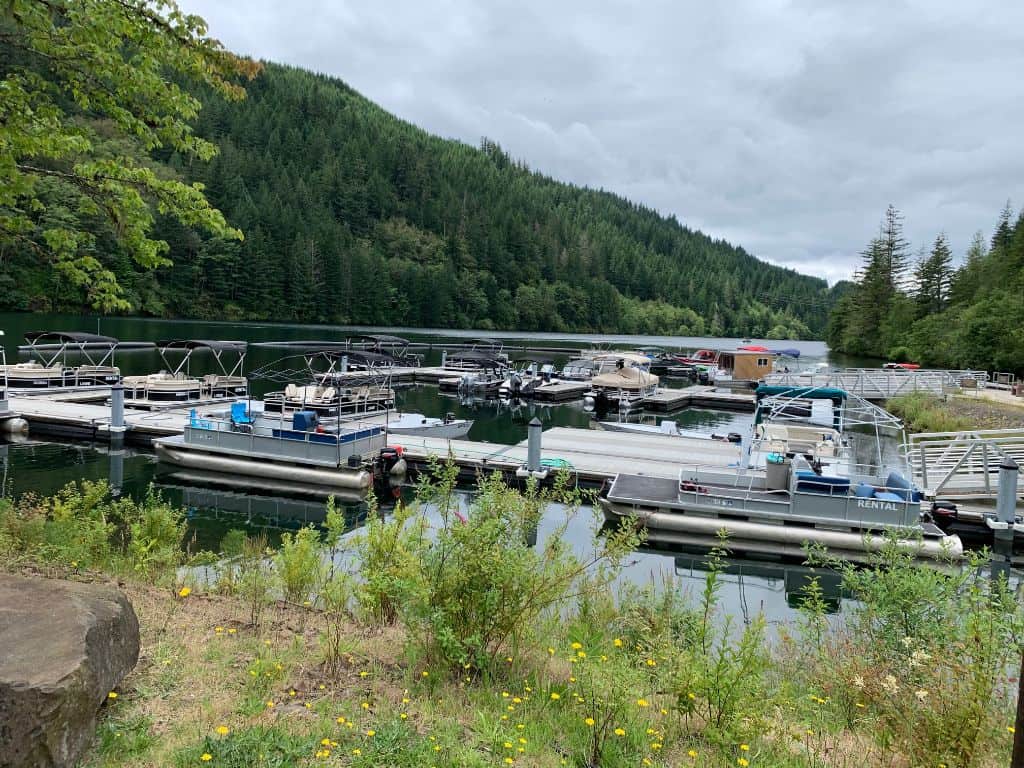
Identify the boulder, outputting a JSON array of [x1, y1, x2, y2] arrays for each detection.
[[0, 574, 140, 768]]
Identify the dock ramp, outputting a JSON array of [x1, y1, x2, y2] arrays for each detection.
[[903, 429, 1024, 499]]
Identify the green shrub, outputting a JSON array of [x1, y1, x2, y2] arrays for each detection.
[[352, 497, 426, 626], [273, 525, 322, 604]]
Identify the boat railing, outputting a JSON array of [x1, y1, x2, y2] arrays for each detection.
[[184, 414, 385, 465], [902, 428, 1024, 499]]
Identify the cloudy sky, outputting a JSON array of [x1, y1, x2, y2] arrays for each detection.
[[181, 0, 1024, 283]]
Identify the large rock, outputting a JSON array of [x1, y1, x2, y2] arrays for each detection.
[[0, 574, 140, 768]]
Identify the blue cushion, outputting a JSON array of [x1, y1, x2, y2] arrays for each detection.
[[885, 472, 913, 501], [874, 491, 903, 502], [854, 482, 875, 498]]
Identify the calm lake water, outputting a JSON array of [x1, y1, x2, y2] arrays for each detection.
[[1, 311, 866, 623]]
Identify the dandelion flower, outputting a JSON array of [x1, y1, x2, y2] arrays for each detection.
[[1009, 726, 1016, 734], [518, 738, 527, 744], [402, 697, 410, 704], [266, 701, 274, 708], [585, 717, 595, 727], [366, 730, 375, 737], [289, 690, 296, 697], [855, 703, 865, 709], [215, 726, 229, 736], [513, 697, 522, 704], [200, 754, 212, 762], [359, 671, 368, 678], [227, 628, 237, 634], [504, 760, 514, 765], [336, 716, 346, 724], [361, 702, 370, 710], [502, 691, 510, 698], [613, 638, 623, 647], [504, 742, 513, 749], [651, 742, 663, 750], [571, 642, 583, 650], [646, 659, 656, 667], [577, 651, 586, 658], [688, 750, 699, 758], [516, 724, 525, 730], [547, 647, 555, 655], [637, 698, 649, 707], [178, 586, 191, 598], [400, 713, 408, 720], [352, 748, 361, 756], [550, 692, 561, 701], [214, 626, 223, 633], [107, 692, 118, 700], [738, 759, 749, 767], [614, 728, 625, 737], [422, 671, 429, 677], [740, 744, 749, 751]]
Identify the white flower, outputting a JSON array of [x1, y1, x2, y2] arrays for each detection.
[[901, 637, 915, 648], [909, 649, 931, 668], [915, 689, 929, 702], [852, 675, 865, 689], [881, 674, 899, 694]]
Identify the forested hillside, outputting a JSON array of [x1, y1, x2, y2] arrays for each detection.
[[1, 62, 836, 337], [827, 203, 1024, 373]]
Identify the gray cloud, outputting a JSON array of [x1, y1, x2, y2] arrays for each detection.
[[181, 0, 1024, 283]]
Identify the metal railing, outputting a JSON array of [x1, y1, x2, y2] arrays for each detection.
[[763, 368, 988, 399], [903, 429, 1024, 498]]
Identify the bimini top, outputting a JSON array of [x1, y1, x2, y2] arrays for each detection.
[[25, 331, 120, 346], [156, 339, 248, 352], [755, 385, 848, 402], [350, 334, 410, 346], [318, 349, 396, 366]]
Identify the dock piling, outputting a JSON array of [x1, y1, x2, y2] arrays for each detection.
[[340, 355, 349, 374], [995, 458, 1019, 542], [527, 417, 542, 472]]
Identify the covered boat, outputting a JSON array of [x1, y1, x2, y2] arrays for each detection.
[[123, 340, 248, 404], [585, 365, 659, 407], [4, 331, 122, 389]]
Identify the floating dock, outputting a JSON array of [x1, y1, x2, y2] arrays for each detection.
[[393, 426, 748, 487], [641, 385, 755, 412]]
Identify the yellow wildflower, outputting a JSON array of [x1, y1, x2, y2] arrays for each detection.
[[227, 628, 236, 634], [613, 638, 623, 647], [215, 726, 229, 736], [547, 647, 555, 655], [214, 627, 223, 633], [336, 716, 346, 724], [200, 754, 212, 762], [577, 651, 586, 659], [688, 750, 698, 759], [422, 670, 429, 677], [637, 698, 649, 707], [107, 692, 118, 700], [738, 759, 750, 767], [571, 642, 583, 650], [361, 702, 370, 709], [178, 586, 191, 598], [1009, 726, 1016, 734], [400, 713, 408, 720], [504, 742, 513, 749], [614, 728, 625, 736], [646, 658, 656, 667], [550, 692, 561, 700], [504, 760, 514, 765], [359, 671, 369, 678], [366, 729, 375, 737], [740, 744, 749, 751], [518, 737, 527, 744], [585, 717, 595, 726]]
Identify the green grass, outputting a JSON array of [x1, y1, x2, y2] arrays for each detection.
[[887, 392, 973, 433]]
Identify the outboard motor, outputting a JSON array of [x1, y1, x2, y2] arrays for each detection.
[[379, 445, 407, 477], [929, 499, 958, 531], [726, 432, 743, 444]]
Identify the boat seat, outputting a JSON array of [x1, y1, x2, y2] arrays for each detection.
[[284, 384, 299, 399], [317, 387, 337, 404], [874, 491, 904, 502], [854, 482, 875, 498]]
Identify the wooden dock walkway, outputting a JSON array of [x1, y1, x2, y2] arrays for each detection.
[[641, 385, 755, 412], [394, 426, 748, 486]]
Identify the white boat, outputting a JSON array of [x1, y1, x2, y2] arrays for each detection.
[[386, 411, 472, 439], [123, 339, 248, 404], [3, 331, 122, 389], [599, 419, 743, 443], [585, 365, 660, 408]]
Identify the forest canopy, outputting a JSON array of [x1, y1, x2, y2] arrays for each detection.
[[826, 203, 1024, 374], [2, 24, 836, 337]]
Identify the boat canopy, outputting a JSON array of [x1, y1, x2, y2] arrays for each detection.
[[25, 331, 120, 346], [350, 334, 410, 347], [156, 339, 247, 352], [755, 385, 847, 402], [514, 355, 554, 364], [738, 344, 770, 352], [24, 330, 121, 367], [591, 367, 660, 390], [318, 349, 396, 366], [769, 348, 801, 358], [156, 339, 247, 377]]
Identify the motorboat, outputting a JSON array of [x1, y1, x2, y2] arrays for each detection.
[[385, 411, 472, 439], [3, 331, 122, 389], [584, 364, 659, 409], [600, 462, 962, 562], [439, 370, 505, 394], [500, 356, 562, 398], [599, 419, 743, 443], [123, 339, 248, 405], [154, 407, 388, 496], [263, 381, 395, 417]]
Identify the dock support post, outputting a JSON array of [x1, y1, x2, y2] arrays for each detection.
[[340, 355, 348, 374], [109, 383, 126, 446], [996, 458, 1019, 541], [441, 351, 447, 368], [527, 417, 542, 473]]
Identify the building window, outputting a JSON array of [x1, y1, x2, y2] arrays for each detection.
[[757, 357, 769, 367]]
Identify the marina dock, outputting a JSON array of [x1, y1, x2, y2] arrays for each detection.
[[394, 426, 749, 486]]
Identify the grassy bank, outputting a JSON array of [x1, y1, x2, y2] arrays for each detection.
[[2, 471, 1022, 767], [888, 391, 1024, 433]]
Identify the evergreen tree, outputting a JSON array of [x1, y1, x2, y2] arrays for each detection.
[[913, 233, 953, 317]]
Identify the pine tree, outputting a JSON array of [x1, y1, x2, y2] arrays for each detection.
[[914, 233, 953, 316], [880, 204, 911, 291]]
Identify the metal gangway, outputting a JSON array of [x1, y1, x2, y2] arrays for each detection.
[[763, 368, 987, 400], [902, 429, 1024, 499]]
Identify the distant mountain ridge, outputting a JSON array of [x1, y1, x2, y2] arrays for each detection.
[[3, 62, 837, 338]]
